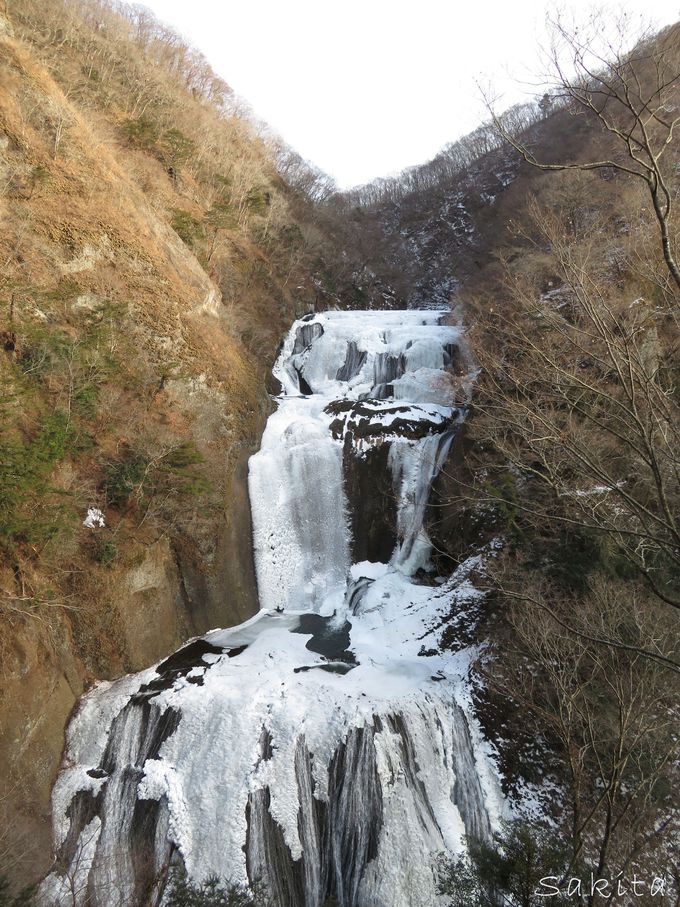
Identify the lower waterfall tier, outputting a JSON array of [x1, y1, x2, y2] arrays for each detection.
[[43, 562, 501, 907]]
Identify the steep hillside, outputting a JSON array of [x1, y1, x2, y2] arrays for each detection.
[[0, 0, 349, 885], [345, 21, 680, 898]]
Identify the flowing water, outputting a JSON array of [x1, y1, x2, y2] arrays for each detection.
[[42, 309, 502, 907]]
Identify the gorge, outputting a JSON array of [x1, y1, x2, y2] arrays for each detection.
[[4, 4, 678, 902]]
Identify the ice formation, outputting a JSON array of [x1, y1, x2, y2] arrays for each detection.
[[42, 309, 502, 907]]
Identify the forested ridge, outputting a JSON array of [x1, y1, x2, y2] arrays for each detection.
[[1, 2, 679, 904]]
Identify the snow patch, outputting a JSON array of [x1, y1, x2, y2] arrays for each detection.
[[82, 507, 105, 529]]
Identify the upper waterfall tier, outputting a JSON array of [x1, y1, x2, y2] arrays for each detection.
[[42, 308, 502, 907], [274, 309, 463, 402], [249, 310, 464, 612]]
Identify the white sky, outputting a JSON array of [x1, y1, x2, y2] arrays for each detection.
[[141, 0, 680, 188]]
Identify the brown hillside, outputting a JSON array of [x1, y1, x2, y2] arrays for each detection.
[[0, 0, 341, 885]]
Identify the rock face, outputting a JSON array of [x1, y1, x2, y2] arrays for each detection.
[[0, 623, 82, 885], [342, 442, 397, 563], [41, 309, 502, 907]]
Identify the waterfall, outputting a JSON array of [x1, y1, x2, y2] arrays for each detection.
[[41, 309, 502, 907]]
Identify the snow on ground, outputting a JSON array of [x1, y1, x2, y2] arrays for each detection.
[[82, 507, 105, 528]]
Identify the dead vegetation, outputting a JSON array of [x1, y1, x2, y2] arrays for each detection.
[[421, 20, 680, 903], [0, 0, 354, 889]]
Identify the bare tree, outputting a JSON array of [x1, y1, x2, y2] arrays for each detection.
[[467, 196, 680, 628], [491, 578, 680, 905], [486, 14, 680, 290]]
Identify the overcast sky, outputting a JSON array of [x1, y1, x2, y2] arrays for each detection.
[[142, 0, 680, 188]]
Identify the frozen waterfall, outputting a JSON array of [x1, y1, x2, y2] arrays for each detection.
[[41, 309, 502, 907]]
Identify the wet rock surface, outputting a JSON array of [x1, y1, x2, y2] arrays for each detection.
[[343, 442, 398, 563]]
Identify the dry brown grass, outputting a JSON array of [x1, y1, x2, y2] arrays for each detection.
[[0, 2, 344, 887]]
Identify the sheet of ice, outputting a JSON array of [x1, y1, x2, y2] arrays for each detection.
[[391, 368, 459, 405], [389, 430, 456, 574], [44, 563, 502, 907], [273, 310, 461, 401], [250, 309, 462, 611], [249, 396, 350, 613]]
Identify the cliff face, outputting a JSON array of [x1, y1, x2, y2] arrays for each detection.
[[0, 1, 336, 883]]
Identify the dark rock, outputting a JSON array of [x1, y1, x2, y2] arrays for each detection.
[[326, 399, 455, 443], [336, 341, 367, 381], [135, 639, 224, 698], [296, 368, 314, 396], [292, 321, 324, 354], [266, 372, 283, 395], [342, 441, 397, 564]]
